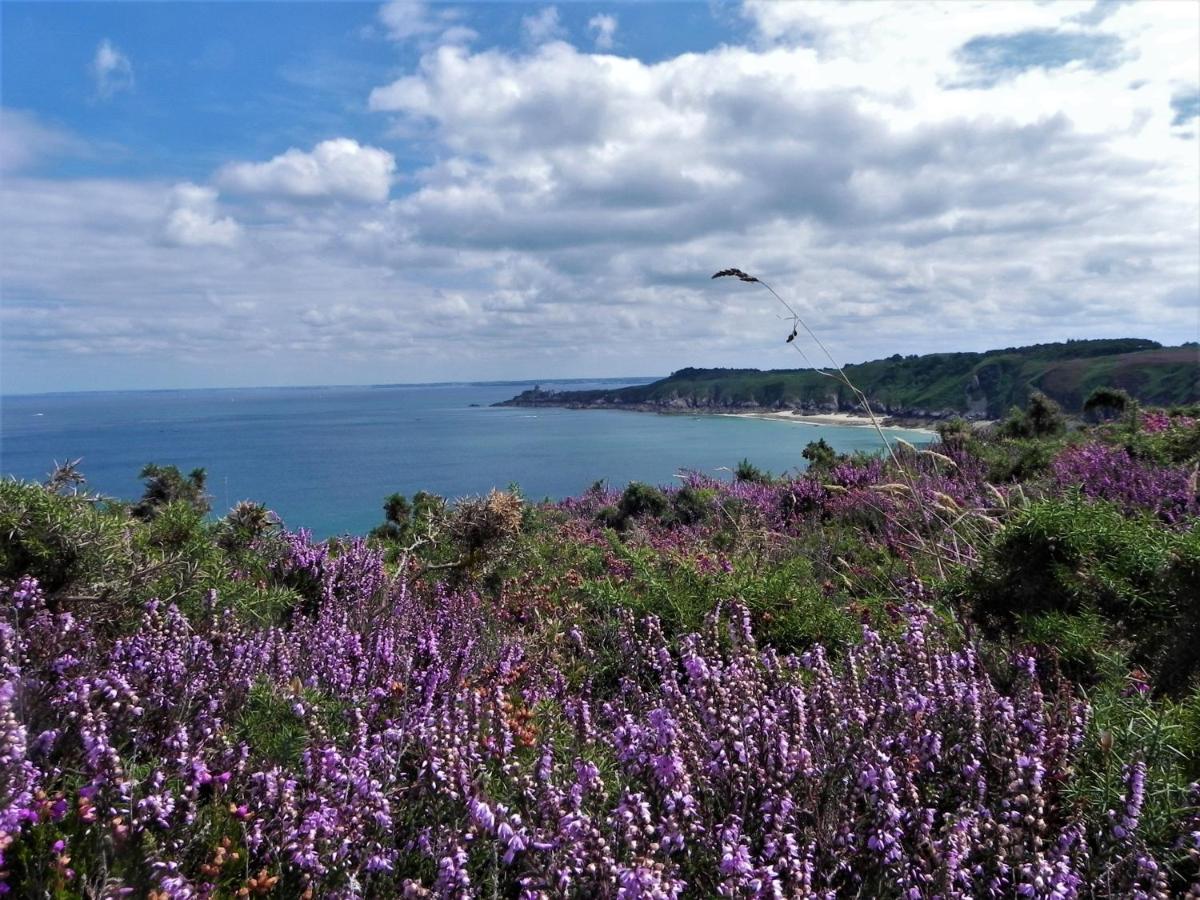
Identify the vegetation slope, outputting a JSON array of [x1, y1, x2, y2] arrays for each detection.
[[1, 398, 1199, 897], [498, 339, 1199, 419]]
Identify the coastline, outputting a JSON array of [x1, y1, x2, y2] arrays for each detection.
[[493, 396, 949, 433], [718, 410, 938, 435]]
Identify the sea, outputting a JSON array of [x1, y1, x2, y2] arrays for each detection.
[[1, 380, 932, 538]]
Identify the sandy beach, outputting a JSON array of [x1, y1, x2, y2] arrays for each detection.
[[722, 410, 937, 434]]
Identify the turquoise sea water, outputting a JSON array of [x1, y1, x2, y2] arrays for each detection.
[[1, 381, 931, 538]]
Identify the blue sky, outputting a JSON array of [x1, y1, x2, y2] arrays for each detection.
[[2, 0, 1198, 393], [2, 3, 734, 181]]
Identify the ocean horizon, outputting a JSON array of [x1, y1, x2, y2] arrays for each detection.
[[2, 379, 932, 538]]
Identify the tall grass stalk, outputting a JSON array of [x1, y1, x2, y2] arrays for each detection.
[[712, 267, 952, 575]]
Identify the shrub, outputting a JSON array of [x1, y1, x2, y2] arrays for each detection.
[[801, 438, 838, 470], [1027, 390, 1067, 436], [934, 418, 973, 452], [450, 489, 524, 553], [217, 500, 280, 552], [982, 436, 1064, 482], [1000, 391, 1067, 439], [734, 458, 771, 484], [671, 485, 714, 526], [131, 463, 211, 520], [961, 498, 1200, 689], [618, 482, 669, 520], [0, 479, 129, 598], [1083, 386, 1130, 422]]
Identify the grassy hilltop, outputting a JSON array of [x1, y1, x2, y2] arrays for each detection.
[[498, 338, 1199, 419]]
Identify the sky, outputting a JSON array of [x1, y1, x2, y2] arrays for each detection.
[[1, 0, 1198, 394]]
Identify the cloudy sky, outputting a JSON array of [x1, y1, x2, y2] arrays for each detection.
[[1, 0, 1197, 393]]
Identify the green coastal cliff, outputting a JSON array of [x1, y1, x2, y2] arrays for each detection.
[[497, 338, 1199, 420]]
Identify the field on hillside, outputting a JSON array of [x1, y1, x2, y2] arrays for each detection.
[[2, 401, 1200, 897]]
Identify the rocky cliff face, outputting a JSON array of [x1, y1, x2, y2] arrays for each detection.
[[498, 388, 979, 423]]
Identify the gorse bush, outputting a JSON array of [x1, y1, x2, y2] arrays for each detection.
[[0, 479, 128, 597], [1084, 386, 1131, 422], [132, 463, 211, 520], [961, 497, 1200, 692], [734, 457, 772, 484], [1000, 390, 1067, 439], [801, 437, 838, 470]]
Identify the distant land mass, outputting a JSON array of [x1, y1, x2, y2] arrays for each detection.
[[497, 339, 1200, 423]]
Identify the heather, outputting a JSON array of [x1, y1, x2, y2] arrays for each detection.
[[2, 405, 1199, 897]]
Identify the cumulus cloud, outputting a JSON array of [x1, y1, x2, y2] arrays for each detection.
[[161, 183, 241, 247], [217, 139, 396, 203], [91, 38, 134, 99], [522, 7, 565, 45], [588, 14, 617, 51]]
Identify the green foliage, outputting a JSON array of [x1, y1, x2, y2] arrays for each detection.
[[595, 505, 625, 531], [1083, 386, 1130, 421], [671, 486, 715, 526], [961, 498, 1200, 690], [217, 500, 280, 552], [618, 482, 669, 520], [1118, 418, 1200, 467], [1, 472, 304, 629], [234, 679, 349, 768], [1015, 609, 1123, 684], [801, 438, 838, 471], [1027, 391, 1067, 436], [1068, 684, 1200, 857], [370, 490, 446, 545], [734, 458, 771, 484], [1000, 391, 1066, 439], [933, 418, 973, 452], [383, 492, 411, 527], [981, 436, 1066, 482], [578, 538, 856, 655], [0, 479, 129, 596], [132, 463, 210, 520]]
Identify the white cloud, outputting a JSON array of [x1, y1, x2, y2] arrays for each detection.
[[161, 183, 241, 247], [217, 139, 396, 203], [0, 109, 84, 173], [378, 0, 438, 40], [3, 1, 1197, 392], [91, 38, 134, 99], [376, 0, 476, 46], [522, 7, 565, 45], [588, 14, 617, 51], [362, 4, 1196, 367]]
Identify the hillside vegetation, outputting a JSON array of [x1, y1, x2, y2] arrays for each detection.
[[498, 339, 1199, 419], [2, 398, 1199, 896]]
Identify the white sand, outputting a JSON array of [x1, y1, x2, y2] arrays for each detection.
[[721, 411, 937, 434]]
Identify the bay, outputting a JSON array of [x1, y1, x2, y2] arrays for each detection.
[[1, 381, 932, 538]]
